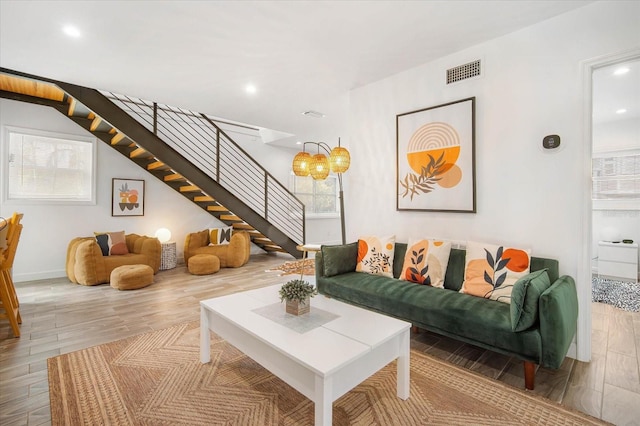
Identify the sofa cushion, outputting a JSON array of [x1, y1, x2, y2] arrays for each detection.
[[209, 226, 232, 245], [321, 242, 357, 277], [400, 239, 452, 287], [510, 269, 551, 332], [318, 272, 542, 361], [460, 242, 531, 304], [95, 231, 129, 256], [356, 235, 396, 277]]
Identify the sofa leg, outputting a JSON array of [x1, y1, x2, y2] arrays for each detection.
[[523, 361, 536, 390], [411, 326, 420, 334]]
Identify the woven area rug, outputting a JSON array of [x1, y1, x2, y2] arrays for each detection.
[[267, 258, 315, 276], [48, 322, 607, 426], [592, 276, 640, 312]]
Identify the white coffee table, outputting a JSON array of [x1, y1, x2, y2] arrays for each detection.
[[200, 285, 410, 425]]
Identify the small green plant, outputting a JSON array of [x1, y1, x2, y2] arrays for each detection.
[[279, 279, 317, 304]]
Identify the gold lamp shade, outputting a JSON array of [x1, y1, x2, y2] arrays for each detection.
[[309, 153, 330, 180], [292, 151, 311, 176], [329, 146, 350, 173]]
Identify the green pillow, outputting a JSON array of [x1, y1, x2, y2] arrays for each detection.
[[510, 269, 551, 332], [321, 242, 358, 277]]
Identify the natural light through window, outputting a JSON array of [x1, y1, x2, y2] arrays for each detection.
[[4, 127, 96, 203], [291, 174, 338, 216]]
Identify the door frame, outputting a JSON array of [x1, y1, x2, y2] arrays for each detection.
[[578, 48, 640, 361]]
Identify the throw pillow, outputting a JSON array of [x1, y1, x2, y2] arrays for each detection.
[[460, 241, 531, 304], [94, 231, 129, 256], [400, 238, 452, 288], [321, 242, 358, 277], [510, 269, 551, 332], [356, 235, 395, 277], [209, 226, 232, 245]]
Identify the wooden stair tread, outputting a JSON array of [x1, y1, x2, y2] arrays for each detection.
[[195, 195, 215, 202], [164, 173, 186, 182], [179, 185, 201, 192], [206, 205, 227, 212]]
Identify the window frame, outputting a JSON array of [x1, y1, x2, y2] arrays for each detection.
[[290, 173, 340, 218], [2, 126, 97, 205]]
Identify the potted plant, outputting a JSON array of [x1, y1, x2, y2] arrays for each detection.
[[279, 279, 318, 315]]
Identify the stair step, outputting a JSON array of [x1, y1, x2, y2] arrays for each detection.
[[219, 214, 242, 222], [164, 173, 186, 182], [252, 238, 273, 244], [67, 98, 78, 116], [147, 161, 170, 171], [90, 116, 103, 131], [232, 223, 256, 231], [206, 205, 227, 212], [194, 195, 215, 202], [111, 132, 131, 145], [130, 147, 152, 158], [263, 246, 285, 252], [179, 185, 201, 193]]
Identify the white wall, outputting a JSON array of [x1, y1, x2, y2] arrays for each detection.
[[0, 97, 328, 281], [347, 1, 640, 360]]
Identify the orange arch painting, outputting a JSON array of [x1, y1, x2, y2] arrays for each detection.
[[406, 122, 462, 189]]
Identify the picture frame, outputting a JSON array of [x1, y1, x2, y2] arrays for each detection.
[[396, 97, 476, 213], [112, 178, 145, 216]]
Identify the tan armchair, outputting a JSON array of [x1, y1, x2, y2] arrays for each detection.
[[66, 234, 161, 286], [184, 230, 250, 268]]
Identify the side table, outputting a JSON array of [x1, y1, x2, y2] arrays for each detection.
[[160, 241, 177, 270], [296, 244, 321, 280]]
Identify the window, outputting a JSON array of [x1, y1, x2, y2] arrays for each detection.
[[290, 174, 338, 215], [592, 151, 640, 210], [3, 127, 96, 204]]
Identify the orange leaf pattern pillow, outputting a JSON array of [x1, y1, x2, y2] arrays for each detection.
[[400, 239, 452, 288], [356, 235, 396, 277], [460, 241, 531, 304]]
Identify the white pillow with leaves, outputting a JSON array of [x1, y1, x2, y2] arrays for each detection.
[[356, 235, 396, 277]]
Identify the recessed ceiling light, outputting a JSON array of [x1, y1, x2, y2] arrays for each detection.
[[613, 67, 630, 76], [616, 108, 627, 114], [62, 25, 81, 38], [245, 84, 257, 94], [296, 141, 302, 145]]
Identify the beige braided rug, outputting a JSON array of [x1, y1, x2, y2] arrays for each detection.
[[48, 321, 607, 425]]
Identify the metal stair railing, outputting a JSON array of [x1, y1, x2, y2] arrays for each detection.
[[104, 92, 305, 244]]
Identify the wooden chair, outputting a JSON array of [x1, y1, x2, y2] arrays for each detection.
[[0, 213, 23, 337]]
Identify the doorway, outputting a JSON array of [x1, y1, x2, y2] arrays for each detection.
[[578, 49, 640, 362]]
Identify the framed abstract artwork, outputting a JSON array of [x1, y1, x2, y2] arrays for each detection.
[[396, 97, 476, 213], [112, 178, 145, 216]]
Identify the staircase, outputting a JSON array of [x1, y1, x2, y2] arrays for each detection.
[[0, 68, 305, 257]]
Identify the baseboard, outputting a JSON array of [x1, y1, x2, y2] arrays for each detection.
[[13, 269, 67, 283], [566, 341, 582, 361]]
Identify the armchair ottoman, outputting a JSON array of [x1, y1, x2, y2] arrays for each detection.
[[184, 230, 250, 268]]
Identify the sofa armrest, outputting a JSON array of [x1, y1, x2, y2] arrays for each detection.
[[184, 229, 209, 264], [73, 239, 108, 285], [539, 275, 578, 369], [139, 237, 161, 272], [225, 231, 250, 268]]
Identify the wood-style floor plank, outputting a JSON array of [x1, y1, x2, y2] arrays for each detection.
[[1, 255, 639, 425]]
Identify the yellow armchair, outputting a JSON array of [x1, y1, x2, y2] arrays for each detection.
[[66, 234, 161, 286], [184, 230, 250, 268]]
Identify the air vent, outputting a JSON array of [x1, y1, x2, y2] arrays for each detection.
[[447, 60, 481, 84]]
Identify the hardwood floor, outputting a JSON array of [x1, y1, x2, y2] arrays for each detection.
[[1, 253, 639, 425]]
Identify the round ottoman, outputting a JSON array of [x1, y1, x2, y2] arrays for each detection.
[[110, 264, 154, 290], [188, 254, 220, 275]]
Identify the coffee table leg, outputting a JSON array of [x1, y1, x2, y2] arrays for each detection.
[[314, 374, 332, 426], [397, 329, 410, 400], [200, 307, 210, 363]]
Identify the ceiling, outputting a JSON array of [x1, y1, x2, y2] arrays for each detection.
[[0, 1, 595, 148]]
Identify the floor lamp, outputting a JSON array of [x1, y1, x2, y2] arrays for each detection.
[[292, 139, 350, 244]]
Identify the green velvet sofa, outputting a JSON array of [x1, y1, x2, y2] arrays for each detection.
[[315, 242, 579, 390]]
